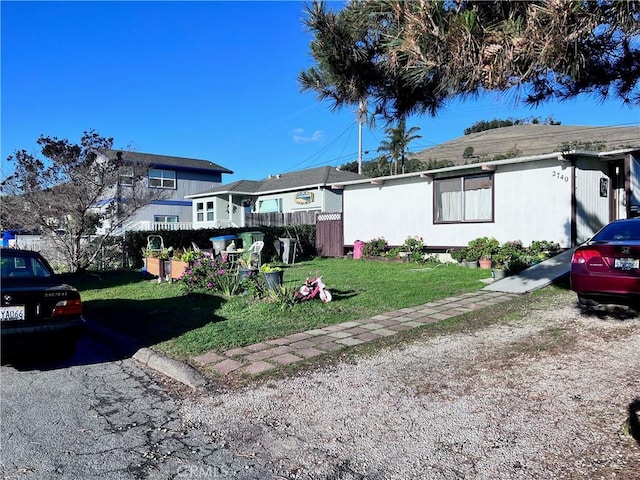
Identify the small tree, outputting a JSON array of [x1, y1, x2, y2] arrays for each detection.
[[1, 130, 166, 272]]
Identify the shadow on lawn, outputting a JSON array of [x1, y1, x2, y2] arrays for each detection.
[[328, 288, 360, 301], [4, 292, 225, 372], [59, 270, 148, 292], [83, 292, 225, 347]]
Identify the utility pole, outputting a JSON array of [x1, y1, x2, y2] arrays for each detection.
[[357, 99, 367, 175]]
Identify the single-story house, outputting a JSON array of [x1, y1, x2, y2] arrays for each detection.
[[100, 150, 233, 231], [330, 147, 639, 251], [186, 166, 366, 228]]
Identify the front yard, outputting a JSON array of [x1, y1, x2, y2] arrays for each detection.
[[78, 257, 494, 359]]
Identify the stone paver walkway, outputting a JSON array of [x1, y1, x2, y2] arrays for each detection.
[[192, 290, 520, 376]]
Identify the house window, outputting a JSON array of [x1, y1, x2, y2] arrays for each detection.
[[434, 174, 493, 223], [154, 215, 178, 223], [196, 202, 215, 222], [149, 168, 176, 189], [119, 166, 134, 186], [258, 198, 282, 213], [196, 202, 204, 222]]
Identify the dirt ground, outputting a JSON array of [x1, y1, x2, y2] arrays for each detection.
[[178, 290, 640, 479]]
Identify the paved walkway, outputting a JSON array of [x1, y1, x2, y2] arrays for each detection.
[[191, 289, 520, 376]]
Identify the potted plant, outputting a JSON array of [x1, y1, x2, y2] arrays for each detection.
[[238, 257, 259, 281], [491, 246, 508, 280], [468, 237, 499, 269], [260, 263, 283, 290], [449, 247, 468, 266]]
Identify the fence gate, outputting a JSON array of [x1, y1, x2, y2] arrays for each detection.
[[316, 212, 343, 257]]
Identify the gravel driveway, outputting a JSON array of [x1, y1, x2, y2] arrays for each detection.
[[179, 290, 640, 479]]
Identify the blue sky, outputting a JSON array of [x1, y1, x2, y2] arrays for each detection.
[[2, 1, 639, 185]]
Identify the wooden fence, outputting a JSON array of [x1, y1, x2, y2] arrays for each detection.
[[245, 211, 319, 227], [315, 212, 344, 257]]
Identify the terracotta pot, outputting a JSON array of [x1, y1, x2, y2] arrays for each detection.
[[479, 258, 493, 269]]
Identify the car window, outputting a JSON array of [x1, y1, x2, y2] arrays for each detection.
[[593, 222, 640, 242], [0, 253, 53, 278]]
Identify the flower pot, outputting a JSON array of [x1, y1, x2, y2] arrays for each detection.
[[238, 268, 258, 282], [479, 258, 493, 269], [262, 270, 283, 290], [492, 268, 507, 280], [465, 260, 478, 269]]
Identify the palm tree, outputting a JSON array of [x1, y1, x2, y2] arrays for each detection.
[[377, 119, 422, 175]]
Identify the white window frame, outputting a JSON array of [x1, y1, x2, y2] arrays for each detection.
[[154, 215, 178, 223], [196, 201, 215, 222]]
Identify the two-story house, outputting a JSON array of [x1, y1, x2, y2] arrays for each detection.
[[100, 150, 233, 231]]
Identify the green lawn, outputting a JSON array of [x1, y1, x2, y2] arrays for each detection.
[[77, 257, 493, 359]]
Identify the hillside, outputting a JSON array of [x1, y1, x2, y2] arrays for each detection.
[[411, 124, 640, 165]]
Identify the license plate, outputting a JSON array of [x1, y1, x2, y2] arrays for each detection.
[[614, 258, 639, 270], [0, 305, 25, 321]]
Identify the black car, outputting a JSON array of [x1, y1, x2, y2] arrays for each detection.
[[1, 248, 84, 360]]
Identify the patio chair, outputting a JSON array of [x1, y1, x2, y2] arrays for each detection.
[[147, 235, 164, 254], [247, 241, 264, 268], [191, 242, 212, 257]]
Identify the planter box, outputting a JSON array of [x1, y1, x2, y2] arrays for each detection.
[[170, 259, 190, 280], [145, 257, 164, 277]]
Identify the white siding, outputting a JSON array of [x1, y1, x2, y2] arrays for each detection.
[[344, 159, 575, 248], [574, 158, 610, 244], [343, 177, 431, 246]]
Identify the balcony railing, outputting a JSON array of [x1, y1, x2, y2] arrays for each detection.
[[121, 221, 195, 232]]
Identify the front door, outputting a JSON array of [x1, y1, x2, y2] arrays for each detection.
[[609, 160, 626, 220]]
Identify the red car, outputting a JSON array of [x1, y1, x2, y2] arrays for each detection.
[[570, 218, 640, 308]]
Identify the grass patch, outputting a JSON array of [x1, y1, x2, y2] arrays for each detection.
[[77, 258, 495, 358]]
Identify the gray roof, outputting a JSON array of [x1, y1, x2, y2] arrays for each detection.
[[188, 165, 366, 197], [107, 150, 233, 174], [411, 124, 640, 165]]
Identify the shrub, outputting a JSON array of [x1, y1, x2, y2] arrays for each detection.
[[179, 257, 242, 297], [449, 247, 468, 263], [403, 235, 425, 252], [266, 285, 298, 310], [467, 236, 500, 260], [363, 237, 389, 257]]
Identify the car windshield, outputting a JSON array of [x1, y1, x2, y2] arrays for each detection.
[[592, 221, 640, 242], [0, 253, 53, 278]]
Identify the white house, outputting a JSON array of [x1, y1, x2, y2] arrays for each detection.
[[186, 166, 365, 228], [332, 148, 640, 250]]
